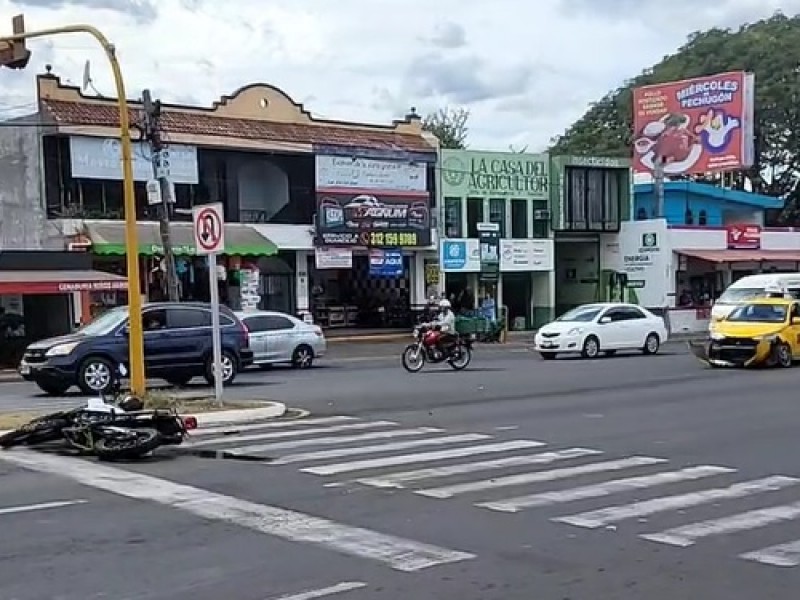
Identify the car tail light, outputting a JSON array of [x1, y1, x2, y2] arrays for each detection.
[[182, 416, 198, 430], [240, 320, 250, 346]]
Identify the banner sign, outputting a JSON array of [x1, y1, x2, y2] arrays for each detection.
[[726, 224, 761, 249], [315, 155, 426, 193], [368, 249, 404, 277], [315, 192, 431, 248], [477, 222, 500, 283], [632, 71, 755, 176]]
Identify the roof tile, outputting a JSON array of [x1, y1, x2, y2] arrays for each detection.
[[41, 99, 435, 154]]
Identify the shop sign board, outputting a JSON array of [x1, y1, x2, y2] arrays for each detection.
[[440, 149, 549, 200], [315, 155, 426, 192], [314, 247, 353, 269], [726, 223, 761, 249], [619, 219, 671, 307], [499, 239, 554, 272]]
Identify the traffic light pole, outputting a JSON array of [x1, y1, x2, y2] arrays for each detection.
[[0, 21, 146, 396]]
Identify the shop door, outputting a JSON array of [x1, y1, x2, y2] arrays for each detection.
[[502, 273, 532, 330], [260, 274, 294, 315]]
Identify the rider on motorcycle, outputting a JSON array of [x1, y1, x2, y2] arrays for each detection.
[[431, 299, 457, 356]]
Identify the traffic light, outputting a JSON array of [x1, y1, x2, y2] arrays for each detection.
[[0, 15, 30, 70]]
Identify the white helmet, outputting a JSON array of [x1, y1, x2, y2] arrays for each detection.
[[439, 299, 451, 309]]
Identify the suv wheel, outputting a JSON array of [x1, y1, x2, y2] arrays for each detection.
[[204, 350, 238, 386], [78, 356, 116, 395]]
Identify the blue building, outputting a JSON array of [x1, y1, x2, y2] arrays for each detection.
[[633, 181, 783, 226]]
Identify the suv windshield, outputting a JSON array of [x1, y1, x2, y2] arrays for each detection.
[[555, 306, 603, 322], [78, 306, 129, 336], [726, 303, 788, 323]]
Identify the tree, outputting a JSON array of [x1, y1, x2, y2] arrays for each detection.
[[423, 107, 469, 149], [548, 12, 800, 222]]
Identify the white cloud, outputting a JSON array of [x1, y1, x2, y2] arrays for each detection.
[[0, 0, 796, 151]]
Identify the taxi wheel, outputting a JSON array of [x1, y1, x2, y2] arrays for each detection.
[[775, 342, 793, 368]]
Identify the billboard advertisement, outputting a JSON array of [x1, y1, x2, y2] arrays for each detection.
[[632, 71, 755, 176], [315, 192, 431, 248]]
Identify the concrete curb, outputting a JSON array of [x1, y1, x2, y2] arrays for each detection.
[[328, 333, 410, 343], [190, 403, 287, 427]]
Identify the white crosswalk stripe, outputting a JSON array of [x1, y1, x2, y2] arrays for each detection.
[[354, 448, 602, 489], [478, 465, 735, 513], [561, 475, 800, 530], [416, 456, 668, 499], [172, 415, 800, 569]]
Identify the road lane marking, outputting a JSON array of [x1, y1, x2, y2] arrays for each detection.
[[0, 450, 474, 571], [0, 499, 88, 516], [355, 448, 599, 489], [480, 465, 733, 513], [418, 456, 668, 499], [559, 475, 800, 531], [227, 428, 444, 455], [271, 581, 367, 600], [193, 416, 358, 437], [641, 497, 800, 548], [276, 434, 491, 466], [740, 540, 800, 567], [302, 440, 544, 476], [189, 421, 399, 448]]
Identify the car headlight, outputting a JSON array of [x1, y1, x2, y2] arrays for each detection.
[[45, 342, 79, 357], [753, 334, 778, 342], [567, 327, 584, 336], [710, 332, 725, 340]]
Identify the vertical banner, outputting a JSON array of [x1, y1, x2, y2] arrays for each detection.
[[477, 222, 500, 283]]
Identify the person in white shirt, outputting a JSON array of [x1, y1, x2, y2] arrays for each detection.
[[431, 298, 457, 354]]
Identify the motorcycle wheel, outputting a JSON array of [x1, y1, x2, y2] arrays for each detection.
[[401, 344, 426, 373], [94, 428, 161, 460], [0, 417, 70, 448], [448, 345, 472, 370]]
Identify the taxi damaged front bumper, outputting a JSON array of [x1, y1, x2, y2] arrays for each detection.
[[688, 338, 773, 367]]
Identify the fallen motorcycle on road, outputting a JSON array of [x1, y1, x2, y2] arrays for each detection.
[[0, 396, 197, 460]]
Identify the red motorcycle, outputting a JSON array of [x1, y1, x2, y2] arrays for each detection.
[[401, 324, 472, 373]]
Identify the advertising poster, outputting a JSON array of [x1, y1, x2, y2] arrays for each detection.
[[619, 219, 671, 308], [632, 71, 755, 176], [368, 249, 404, 277], [315, 192, 431, 248], [726, 224, 761, 249], [477, 222, 500, 283]]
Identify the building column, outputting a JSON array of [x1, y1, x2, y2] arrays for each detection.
[[411, 251, 426, 309], [295, 250, 310, 314]]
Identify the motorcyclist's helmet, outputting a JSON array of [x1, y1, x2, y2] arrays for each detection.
[[438, 299, 452, 310], [118, 394, 144, 412]]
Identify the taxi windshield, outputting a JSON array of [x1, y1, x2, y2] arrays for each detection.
[[726, 303, 788, 323]]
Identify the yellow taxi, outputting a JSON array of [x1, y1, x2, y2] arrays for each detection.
[[689, 297, 800, 368]]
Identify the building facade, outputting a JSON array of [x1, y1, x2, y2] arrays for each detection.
[[0, 71, 438, 336], [438, 149, 555, 329]]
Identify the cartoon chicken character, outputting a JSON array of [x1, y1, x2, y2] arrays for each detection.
[[694, 108, 740, 153]]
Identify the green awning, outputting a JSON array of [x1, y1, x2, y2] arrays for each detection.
[[85, 222, 278, 257]]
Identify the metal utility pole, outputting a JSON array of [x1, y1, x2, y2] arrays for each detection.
[[653, 155, 666, 218], [142, 89, 180, 301]]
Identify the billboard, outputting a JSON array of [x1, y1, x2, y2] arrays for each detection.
[[632, 71, 755, 176], [315, 192, 431, 248]]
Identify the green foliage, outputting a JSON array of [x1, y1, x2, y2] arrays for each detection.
[[423, 107, 470, 149], [548, 11, 800, 220]]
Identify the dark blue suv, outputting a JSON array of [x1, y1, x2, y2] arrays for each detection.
[[19, 302, 253, 396]]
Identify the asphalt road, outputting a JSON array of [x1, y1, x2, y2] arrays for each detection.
[[4, 342, 800, 599]]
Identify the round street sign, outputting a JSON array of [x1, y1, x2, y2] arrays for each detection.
[[193, 203, 225, 255]]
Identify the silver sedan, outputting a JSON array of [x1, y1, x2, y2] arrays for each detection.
[[234, 310, 327, 369]]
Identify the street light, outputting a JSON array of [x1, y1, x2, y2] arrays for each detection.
[[0, 16, 146, 396]]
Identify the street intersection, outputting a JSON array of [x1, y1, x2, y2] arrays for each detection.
[[3, 342, 800, 599]]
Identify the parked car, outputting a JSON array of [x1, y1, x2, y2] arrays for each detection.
[[534, 302, 669, 360], [18, 302, 253, 395], [235, 310, 326, 369]]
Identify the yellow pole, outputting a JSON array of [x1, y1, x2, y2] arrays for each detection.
[[1, 24, 145, 395]]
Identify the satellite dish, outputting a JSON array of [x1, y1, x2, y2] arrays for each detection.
[[82, 59, 91, 92]]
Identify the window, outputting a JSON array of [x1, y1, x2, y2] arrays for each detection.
[[531, 200, 548, 239], [586, 170, 604, 230], [443, 197, 462, 238], [566, 168, 586, 228], [565, 167, 622, 231], [143, 309, 168, 331], [489, 198, 506, 237], [698, 210, 708, 225], [603, 170, 620, 228], [466, 197, 484, 238], [168, 308, 212, 328], [243, 315, 270, 332], [511, 199, 528, 238], [621, 307, 646, 320], [263, 315, 295, 331]]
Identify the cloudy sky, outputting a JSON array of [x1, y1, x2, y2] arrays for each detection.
[[0, 0, 796, 151]]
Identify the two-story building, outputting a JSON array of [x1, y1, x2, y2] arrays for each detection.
[[0, 70, 438, 341], [611, 181, 799, 333]]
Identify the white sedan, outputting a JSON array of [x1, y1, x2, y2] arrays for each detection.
[[235, 310, 326, 369], [534, 303, 669, 360]]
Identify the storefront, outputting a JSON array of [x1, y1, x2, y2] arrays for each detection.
[[75, 220, 280, 311], [439, 237, 554, 329], [438, 149, 556, 328], [312, 154, 436, 328], [608, 218, 800, 333]]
